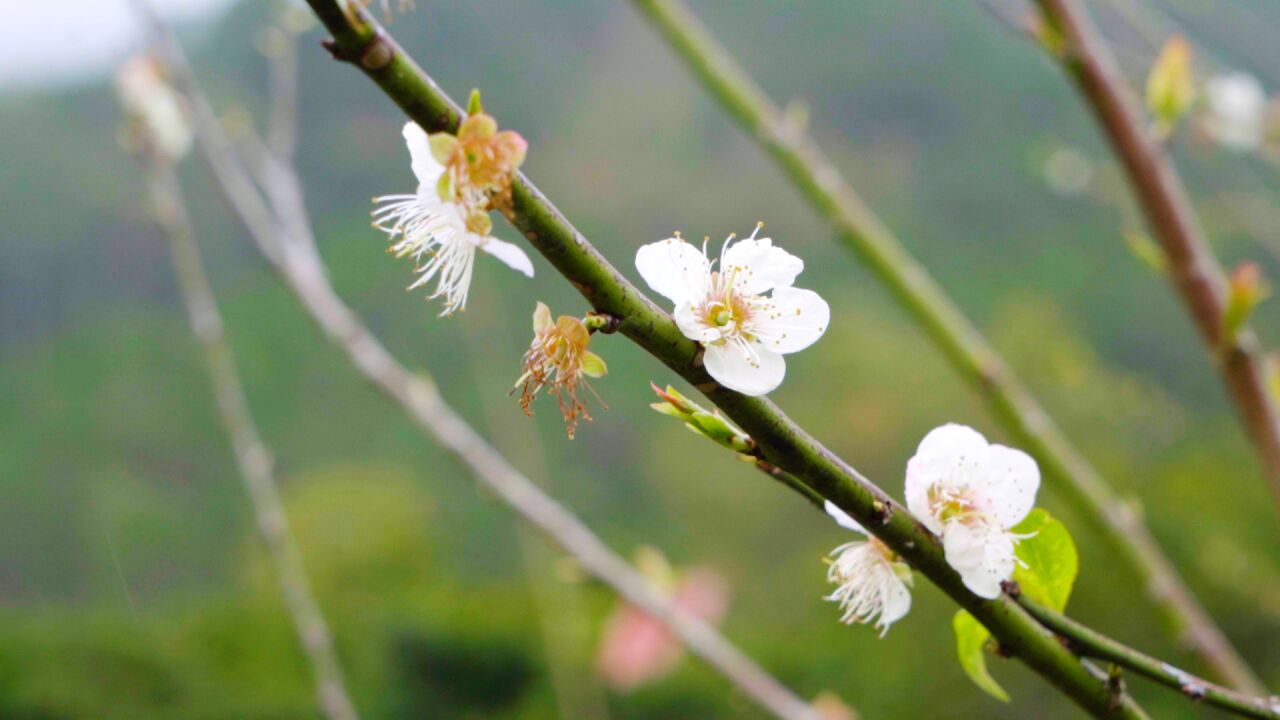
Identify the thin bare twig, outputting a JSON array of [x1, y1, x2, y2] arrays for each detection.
[[144, 162, 360, 720]]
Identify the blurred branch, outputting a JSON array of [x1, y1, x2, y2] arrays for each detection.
[[1020, 597, 1280, 718], [264, 13, 299, 162], [296, 3, 1153, 717], [1027, 0, 1280, 524], [143, 163, 359, 720], [130, 13, 822, 720], [628, 0, 1262, 694]]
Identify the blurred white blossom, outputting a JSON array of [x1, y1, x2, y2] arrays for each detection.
[[1205, 72, 1267, 152], [1042, 146, 1094, 198]]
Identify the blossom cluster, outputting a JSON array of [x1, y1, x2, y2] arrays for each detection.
[[373, 110, 533, 316], [823, 424, 1040, 634]]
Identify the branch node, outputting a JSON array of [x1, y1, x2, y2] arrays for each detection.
[[1106, 664, 1127, 711], [584, 311, 622, 335]]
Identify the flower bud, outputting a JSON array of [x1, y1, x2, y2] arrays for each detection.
[[1224, 262, 1269, 343], [649, 383, 754, 453], [1146, 36, 1195, 137]]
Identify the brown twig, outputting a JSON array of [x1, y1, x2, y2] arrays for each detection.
[[1031, 0, 1280, 531]]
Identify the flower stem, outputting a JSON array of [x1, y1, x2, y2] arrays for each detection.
[[301, 2, 1149, 716], [628, 0, 1261, 693]]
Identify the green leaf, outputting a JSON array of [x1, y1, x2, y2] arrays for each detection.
[[953, 611, 1010, 703], [1011, 509, 1078, 612]]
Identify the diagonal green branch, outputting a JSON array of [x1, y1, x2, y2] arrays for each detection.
[[301, 2, 1149, 716], [1026, 0, 1280, 522], [136, 20, 825, 720], [626, 0, 1261, 694], [1020, 598, 1280, 719]]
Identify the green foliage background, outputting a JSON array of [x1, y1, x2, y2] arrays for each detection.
[[2, 0, 1279, 716]]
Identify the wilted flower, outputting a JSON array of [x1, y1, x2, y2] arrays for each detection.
[[634, 225, 829, 396], [431, 105, 528, 214], [904, 424, 1040, 599], [597, 551, 730, 692], [1204, 72, 1268, 152], [823, 501, 912, 636], [373, 121, 533, 315], [115, 54, 191, 162], [515, 302, 607, 438]]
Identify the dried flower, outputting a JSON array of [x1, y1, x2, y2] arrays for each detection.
[[515, 302, 607, 438], [430, 94, 528, 214]]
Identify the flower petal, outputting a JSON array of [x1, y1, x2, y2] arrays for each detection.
[[942, 520, 1015, 599], [904, 423, 989, 533], [674, 302, 721, 344], [635, 238, 710, 305], [479, 237, 535, 277], [702, 341, 785, 396], [403, 121, 445, 185], [751, 286, 830, 354], [824, 500, 867, 535], [973, 444, 1040, 528], [877, 570, 912, 634], [722, 236, 803, 295]]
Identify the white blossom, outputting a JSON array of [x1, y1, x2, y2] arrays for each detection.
[[1205, 72, 1268, 152], [372, 122, 533, 315], [823, 501, 912, 636], [904, 424, 1040, 599], [634, 226, 829, 396]]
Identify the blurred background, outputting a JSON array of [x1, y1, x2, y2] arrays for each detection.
[[4, 0, 1280, 717]]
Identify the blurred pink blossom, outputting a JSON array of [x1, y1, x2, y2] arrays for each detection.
[[596, 567, 730, 691]]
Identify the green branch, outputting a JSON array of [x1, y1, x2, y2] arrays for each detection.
[[301, 2, 1148, 716], [627, 0, 1260, 693], [1020, 598, 1280, 719]]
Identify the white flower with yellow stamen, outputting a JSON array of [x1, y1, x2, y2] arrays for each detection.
[[904, 424, 1040, 599], [373, 122, 533, 315], [823, 501, 912, 636], [634, 226, 829, 395]]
